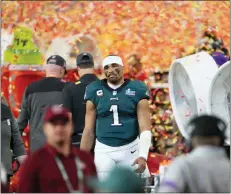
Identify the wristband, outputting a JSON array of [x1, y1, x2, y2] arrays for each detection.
[[139, 130, 152, 161]]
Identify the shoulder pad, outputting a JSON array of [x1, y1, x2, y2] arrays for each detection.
[[75, 81, 81, 85]]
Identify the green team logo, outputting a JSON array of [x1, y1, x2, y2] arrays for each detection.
[[4, 26, 43, 64], [13, 26, 34, 50]]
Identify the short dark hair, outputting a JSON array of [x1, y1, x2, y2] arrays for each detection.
[[77, 62, 94, 69]]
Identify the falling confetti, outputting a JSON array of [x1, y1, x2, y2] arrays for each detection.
[[1, 2, 229, 176], [1, 1, 229, 70]]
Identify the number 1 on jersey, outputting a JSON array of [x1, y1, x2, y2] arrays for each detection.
[[110, 105, 122, 126]]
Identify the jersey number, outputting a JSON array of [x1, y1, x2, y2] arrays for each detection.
[[110, 105, 122, 126]]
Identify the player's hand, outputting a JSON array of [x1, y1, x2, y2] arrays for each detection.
[[132, 157, 146, 173]]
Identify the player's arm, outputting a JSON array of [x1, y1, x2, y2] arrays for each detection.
[[137, 99, 152, 159], [17, 87, 30, 135], [133, 98, 152, 173], [80, 100, 96, 152]]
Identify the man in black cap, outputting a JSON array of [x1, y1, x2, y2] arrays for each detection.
[[62, 52, 98, 149], [158, 115, 230, 193], [18, 55, 70, 153]]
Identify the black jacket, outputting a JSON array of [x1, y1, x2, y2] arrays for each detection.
[[17, 77, 69, 152], [1, 98, 26, 175], [62, 74, 98, 144]]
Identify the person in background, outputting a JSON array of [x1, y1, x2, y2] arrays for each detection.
[[81, 55, 152, 180], [124, 54, 147, 81], [18, 105, 97, 193], [89, 166, 144, 193], [158, 115, 230, 193], [62, 52, 98, 149], [1, 97, 27, 184], [17, 55, 69, 153]]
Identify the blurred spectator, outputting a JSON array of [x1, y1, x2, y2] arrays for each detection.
[[182, 30, 230, 67], [197, 30, 230, 67], [18, 105, 97, 193], [89, 166, 144, 193], [18, 55, 70, 153], [211, 50, 229, 67], [158, 115, 230, 193], [1, 96, 27, 184], [124, 54, 147, 81]]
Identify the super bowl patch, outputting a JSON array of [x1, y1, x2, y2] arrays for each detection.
[[125, 88, 136, 96]]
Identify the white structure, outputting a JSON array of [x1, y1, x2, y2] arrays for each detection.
[[208, 61, 230, 145], [169, 52, 218, 139]]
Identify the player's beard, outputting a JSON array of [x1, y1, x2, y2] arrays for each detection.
[[107, 69, 123, 85]]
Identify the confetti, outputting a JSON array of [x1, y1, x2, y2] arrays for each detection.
[[1, 2, 229, 174], [1, 1, 229, 70]]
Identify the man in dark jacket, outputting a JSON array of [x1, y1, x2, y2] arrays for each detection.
[[17, 55, 69, 152], [62, 52, 98, 148], [1, 97, 27, 183]]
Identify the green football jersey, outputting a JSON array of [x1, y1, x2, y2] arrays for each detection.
[[85, 79, 149, 147]]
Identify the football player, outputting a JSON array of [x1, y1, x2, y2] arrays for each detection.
[[80, 55, 152, 180]]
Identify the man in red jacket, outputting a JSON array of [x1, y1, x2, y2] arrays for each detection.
[[18, 105, 97, 193]]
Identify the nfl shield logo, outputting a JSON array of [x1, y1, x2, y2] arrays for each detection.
[[113, 91, 117, 96]]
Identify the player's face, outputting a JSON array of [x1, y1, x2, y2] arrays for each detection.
[[44, 118, 72, 146], [104, 63, 123, 84]]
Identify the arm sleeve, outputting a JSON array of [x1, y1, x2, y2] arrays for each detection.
[[17, 87, 30, 133], [84, 85, 96, 106], [158, 158, 186, 192], [10, 114, 26, 157], [62, 85, 73, 112], [137, 82, 150, 102], [18, 156, 39, 192]]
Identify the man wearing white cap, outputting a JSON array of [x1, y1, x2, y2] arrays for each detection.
[[80, 55, 152, 180]]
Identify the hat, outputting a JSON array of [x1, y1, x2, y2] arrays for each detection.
[[88, 166, 144, 193], [44, 105, 70, 122], [47, 55, 67, 73], [211, 51, 229, 67], [76, 52, 94, 66], [188, 115, 226, 138], [102, 55, 124, 68]]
